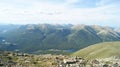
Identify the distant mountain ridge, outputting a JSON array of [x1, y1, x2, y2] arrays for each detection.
[[0, 24, 120, 53]]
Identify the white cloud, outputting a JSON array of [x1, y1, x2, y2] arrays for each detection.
[[0, 0, 119, 27], [66, 0, 79, 4]]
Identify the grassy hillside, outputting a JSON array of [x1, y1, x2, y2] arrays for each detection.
[[72, 41, 120, 59]]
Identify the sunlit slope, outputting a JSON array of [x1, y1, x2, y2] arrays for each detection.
[[72, 42, 120, 59]]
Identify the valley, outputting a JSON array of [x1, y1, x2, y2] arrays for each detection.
[[0, 0, 120, 66], [0, 24, 120, 67], [0, 24, 120, 54]]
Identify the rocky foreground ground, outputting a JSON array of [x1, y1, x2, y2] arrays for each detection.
[[0, 51, 120, 67]]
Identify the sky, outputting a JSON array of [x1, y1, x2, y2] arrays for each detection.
[[0, 0, 120, 27]]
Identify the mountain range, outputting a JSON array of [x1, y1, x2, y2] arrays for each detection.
[[0, 24, 120, 53]]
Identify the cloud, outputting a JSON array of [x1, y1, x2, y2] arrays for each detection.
[[66, 0, 79, 4], [96, 0, 120, 6], [0, 0, 119, 27]]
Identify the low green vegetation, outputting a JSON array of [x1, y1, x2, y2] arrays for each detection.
[[72, 41, 120, 59]]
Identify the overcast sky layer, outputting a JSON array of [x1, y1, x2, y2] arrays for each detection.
[[0, 0, 120, 27]]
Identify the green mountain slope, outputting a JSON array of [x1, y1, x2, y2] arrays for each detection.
[[0, 24, 120, 53], [72, 42, 120, 59]]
